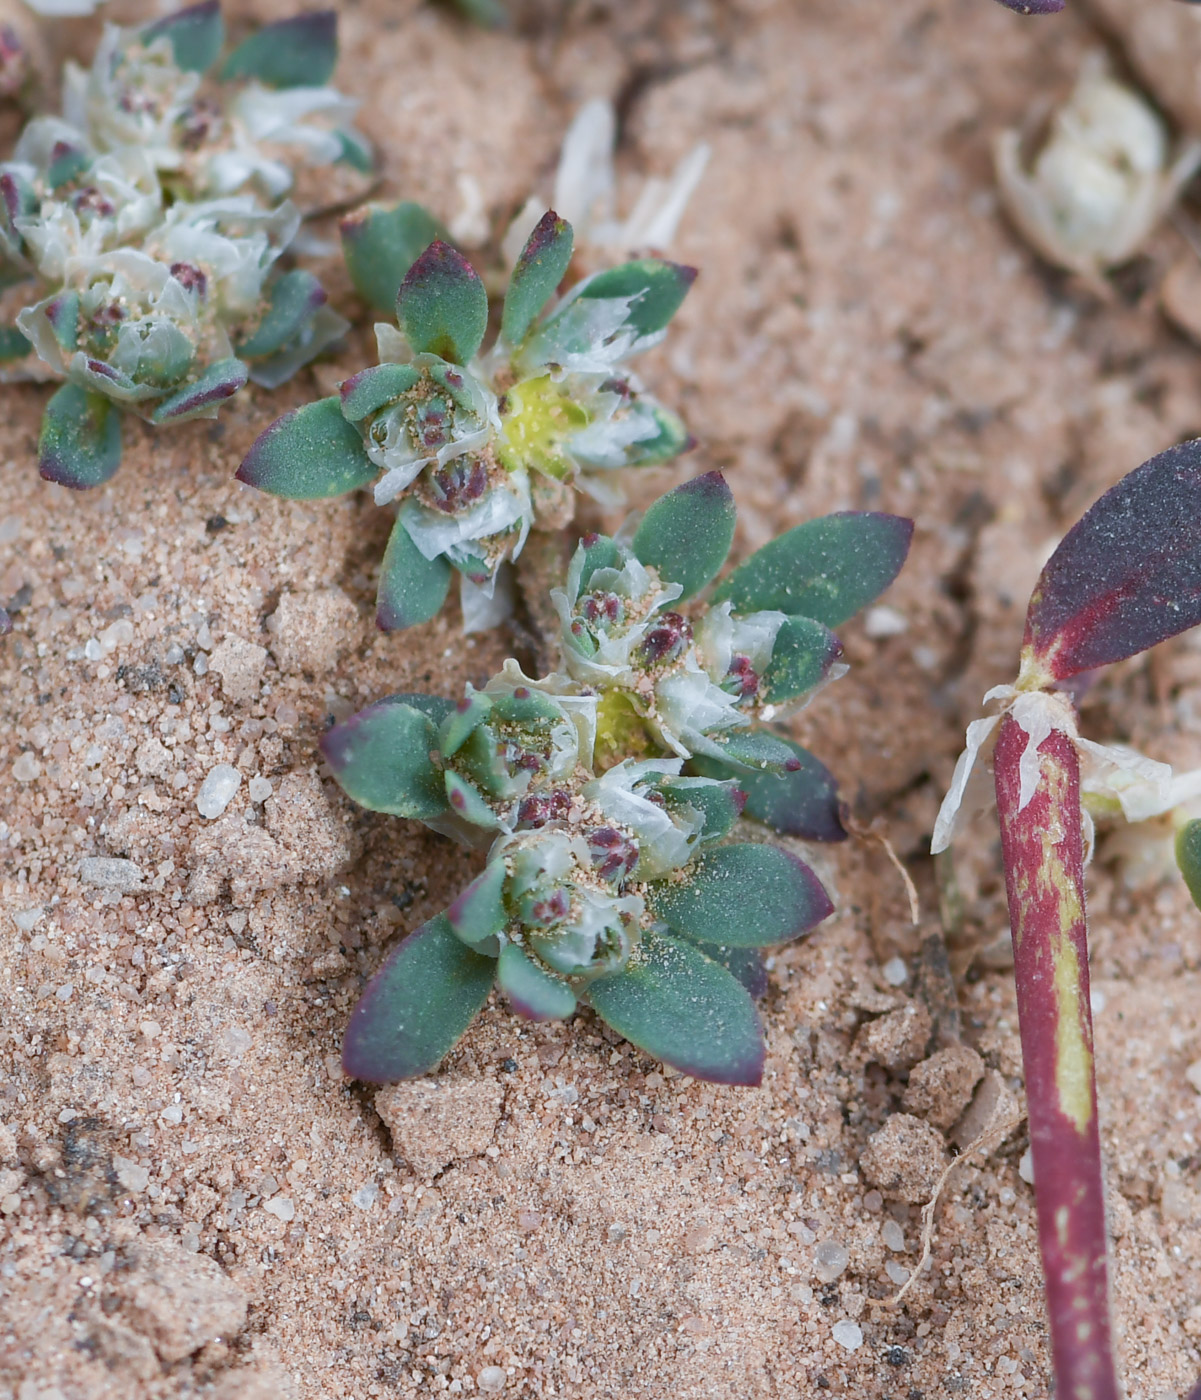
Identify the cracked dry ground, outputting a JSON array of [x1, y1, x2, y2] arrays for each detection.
[[2, 1, 1201, 1397]]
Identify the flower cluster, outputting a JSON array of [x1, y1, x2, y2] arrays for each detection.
[[0, 2, 367, 487], [237, 209, 693, 630], [321, 474, 913, 1085]]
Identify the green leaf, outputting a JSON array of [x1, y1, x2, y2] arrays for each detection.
[[0, 326, 29, 361], [576, 259, 696, 336], [447, 0, 510, 25], [692, 942, 768, 999], [44, 292, 79, 351], [236, 397, 375, 499], [376, 514, 453, 631], [339, 362, 420, 422], [439, 693, 493, 759], [711, 729, 800, 773], [342, 915, 495, 1082], [761, 615, 844, 703], [502, 211, 573, 347], [320, 698, 447, 820], [446, 861, 508, 949], [150, 358, 248, 424], [340, 202, 447, 316], [38, 384, 123, 490], [692, 739, 846, 843], [143, 0, 225, 72], [632, 472, 735, 599], [587, 929, 764, 1085], [497, 944, 576, 1021], [714, 512, 913, 627], [444, 771, 503, 829], [334, 128, 374, 173], [47, 143, 88, 191], [237, 270, 327, 360], [1178, 820, 1201, 910], [575, 533, 621, 588], [220, 10, 337, 89], [648, 843, 832, 947], [624, 402, 691, 467], [397, 241, 488, 364], [656, 775, 746, 843]]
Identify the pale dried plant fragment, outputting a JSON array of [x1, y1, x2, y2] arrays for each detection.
[[994, 53, 1201, 293]]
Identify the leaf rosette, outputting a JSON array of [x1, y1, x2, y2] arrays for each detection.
[[241, 209, 696, 630]]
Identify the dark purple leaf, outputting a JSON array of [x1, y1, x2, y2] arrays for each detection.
[[1023, 438, 1201, 682]]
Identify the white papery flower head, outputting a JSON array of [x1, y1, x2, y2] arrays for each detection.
[[552, 540, 682, 686]]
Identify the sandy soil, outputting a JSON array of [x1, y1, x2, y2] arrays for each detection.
[[2, 0, 1201, 1396]]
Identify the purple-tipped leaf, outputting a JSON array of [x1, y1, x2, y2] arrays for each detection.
[[693, 740, 846, 842], [143, 0, 225, 72], [237, 270, 326, 360], [376, 514, 453, 631], [761, 615, 844, 703], [220, 10, 337, 88], [396, 241, 488, 365], [446, 860, 507, 949], [151, 358, 247, 424], [497, 944, 577, 1022], [237, 397, 374, 499], [340, 362, 420, 423], [47, 143, 88, 191], [501, 211, 574, 347], [39, 384, 123, 490], [587, 929, 764, 1085], [577, 259, 697, 336], [342, 915, 495, 1082], [714, 512, 913, 628], [44, 292, 80, 351], [444, 771, 502, 830], [648, 843, 832, 947], [1022, 438, 1201, 683], [340, 202, 447, 316], [320, 698, 447, 820], [439, 692, 493, 758], [631, 472, 735, 600]]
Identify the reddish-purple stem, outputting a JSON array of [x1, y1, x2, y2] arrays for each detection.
[[994, 713, 1117, 1400]]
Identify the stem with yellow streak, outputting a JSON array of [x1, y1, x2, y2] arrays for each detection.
[[994, 711, 1117, 1400]]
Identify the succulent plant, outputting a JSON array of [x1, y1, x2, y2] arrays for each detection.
[[236, 209, 695, 631], [321, 473, 912, 1085], [0, 2, 368, 487]]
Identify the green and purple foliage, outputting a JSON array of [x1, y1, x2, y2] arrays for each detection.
[[321, 474, 912, 1085], [936, 439, 1201, 1400], [237, 208, 695, 632], [0, 2, 370, 489]]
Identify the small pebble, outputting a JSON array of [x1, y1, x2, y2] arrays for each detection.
[[477, 1365, 507, 1393], [882, 956, 908, 986], [831, 1319, 864, 1352], [197, 764, 241, 819], [813, 1239, 849, 1282], [248, 776, 273, 803], [885, 1259, 910, 1287], [1019, 1148, 1035, 1185], [79, 856, 145, 891], [882, 1220, 906, 1252], [262, 1197, 295, 1221]]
